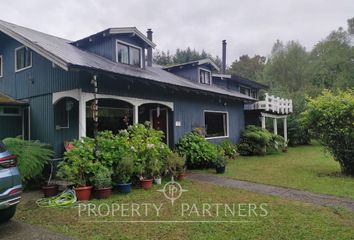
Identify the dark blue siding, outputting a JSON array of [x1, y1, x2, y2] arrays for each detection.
[[0, 32, 82, 99]]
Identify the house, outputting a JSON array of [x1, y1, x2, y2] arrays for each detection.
[[0, 20, 292, 157]]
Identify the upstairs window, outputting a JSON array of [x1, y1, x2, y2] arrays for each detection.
[[204, 111, 228, 138], [240, 86, 251, 96], [116, 41, 141, 67], [199, 69, 211, 85], [15, 46, 32, 72], [0, 55, 3, 77]]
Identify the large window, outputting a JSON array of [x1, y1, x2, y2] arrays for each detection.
[[199, 69, 211, 85], [0, 55, 3, 77], [15, 46, 32, 72], [204, 111, 228, 138], [116, 41, 141, 67]]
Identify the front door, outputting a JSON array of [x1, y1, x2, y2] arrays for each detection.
[[151, 109, 168, 144]]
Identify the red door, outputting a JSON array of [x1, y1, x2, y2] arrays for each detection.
[[151, 109, 168, 144]]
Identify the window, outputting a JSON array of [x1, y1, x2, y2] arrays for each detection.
[[15, 46, 32, 71], [116, 41, 141, 67], [0, 107, 21, 116], [199, 69, 211, 85], [0, 55, 3, 77], [240, 86, 251, 96], [204, 111, 228, 138]]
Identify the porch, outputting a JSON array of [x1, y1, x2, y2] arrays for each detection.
[[52, 89, 174, 145]]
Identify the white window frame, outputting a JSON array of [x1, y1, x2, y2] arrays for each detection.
[[15, 46, 33, 72], [0, 107, 21, 116], [0, 55, 3, 77], [198, 67, 212, 85], [203, 110, 229, 139], [115, 40, 143, 68]]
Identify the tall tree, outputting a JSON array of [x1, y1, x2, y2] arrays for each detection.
[[229, 55, 266, 80]]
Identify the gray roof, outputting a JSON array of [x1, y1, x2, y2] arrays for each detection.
[[0, 19, 256, 102], [163, 58, 220, 72]]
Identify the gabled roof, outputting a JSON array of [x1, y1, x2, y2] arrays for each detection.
[[163, 58, 220, 72], [230, 75, 268, 89], [0, 20, 256, 102], [73, 27, 156, 48]]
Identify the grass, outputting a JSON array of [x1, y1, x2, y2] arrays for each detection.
[[202, 142, 354, 199], [16, 180, 354, 240]]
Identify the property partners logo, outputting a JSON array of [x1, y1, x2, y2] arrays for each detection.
[[78, 177, 269, 223]]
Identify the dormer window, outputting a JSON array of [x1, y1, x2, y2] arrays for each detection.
[[199, 68, 211, 85], [116, 40, 142, 68]]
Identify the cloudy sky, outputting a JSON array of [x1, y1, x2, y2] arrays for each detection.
[[1, 0, 353, 63]]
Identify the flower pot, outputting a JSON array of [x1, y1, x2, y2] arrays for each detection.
[[216, 166, 226, 174], [178, 173, 186, 181], [41, 184, 59, 198], [94, 187, 112, 199], [154, 177, 162, 185], [75, 186, 93, 201], [141, 179, 153, 190], [115, 183, 132, 193]]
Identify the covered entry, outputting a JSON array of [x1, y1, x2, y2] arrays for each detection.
[[0, 92, 29, 140]]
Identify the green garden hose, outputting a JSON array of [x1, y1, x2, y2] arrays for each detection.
[[36, 188, 77, 208]]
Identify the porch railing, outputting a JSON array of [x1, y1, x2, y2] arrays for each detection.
[[245, 93, 293, 114]]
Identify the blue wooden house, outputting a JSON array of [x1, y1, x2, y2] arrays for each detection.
[[0, 20, 291, 157]]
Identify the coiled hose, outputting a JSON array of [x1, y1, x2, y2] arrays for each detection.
[[36, 188, 77, 208]]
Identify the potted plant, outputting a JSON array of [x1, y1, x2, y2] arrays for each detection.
[[58, 138, 95, 201], [114, 155, 134, 193], [151, 158, 163, 185], [41, 160, 59, 198], [166, 153, 186, 181], [93, 166, 112, 199], [214, 154, 227, 174]]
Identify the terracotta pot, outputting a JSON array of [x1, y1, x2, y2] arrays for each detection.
[[178, 173, 186, 181], [75, 186, 93, 201], [41, 184, 59, 198], [94, 187, 112, 199], [216, 166, 226, 174], [141, 179, 153, 190]]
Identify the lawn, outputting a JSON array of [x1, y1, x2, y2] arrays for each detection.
[[16, 180, 354, 240], [202, 142, 354, 199]]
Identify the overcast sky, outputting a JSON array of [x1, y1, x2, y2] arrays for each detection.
[[1, 0, 353, 63]]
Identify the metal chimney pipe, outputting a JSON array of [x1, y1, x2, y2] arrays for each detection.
[[222, 40, 227, 74], [147, 29, 153, 67]]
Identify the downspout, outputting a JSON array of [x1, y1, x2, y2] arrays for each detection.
[[28, 106, 31, 140]]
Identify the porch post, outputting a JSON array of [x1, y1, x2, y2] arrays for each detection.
[[133, 105, 139, 124], [283, 117, 288, 144], [261, 115, 266, 129], [273, 118, 278, 135], [78, 89, 86, 138]]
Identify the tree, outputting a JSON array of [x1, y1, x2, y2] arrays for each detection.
[[307, 27, 354, 95], [302, 89, 354, 176], [153, 47, 221, 68], [229, 55, 266, 80]]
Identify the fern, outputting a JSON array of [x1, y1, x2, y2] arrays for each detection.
[[3, 137, 54, 184]]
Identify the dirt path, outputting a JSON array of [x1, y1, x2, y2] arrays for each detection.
[[0, 220, 74, 240], [187, 173, 354, 212]]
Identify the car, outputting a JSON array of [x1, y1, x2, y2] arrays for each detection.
[[0, 140, 22, 222]]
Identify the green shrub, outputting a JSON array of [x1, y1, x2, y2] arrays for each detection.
[[113, 154, 134, 184], [287, 115, 311, 146], [92, 166, 112, 189], [3, 137, 54, 184], [165, 152, 186, 178], [58, 137, 100, 186], [219, 139, 238, 159], [176, 132, 219, 168], [302, 89, 354, 175], [238, 125, 285, 156]]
